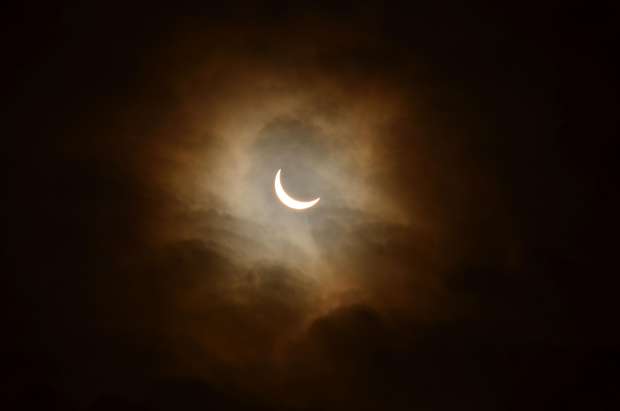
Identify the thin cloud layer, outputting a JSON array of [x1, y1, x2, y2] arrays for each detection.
[[5, 4, 618, 411]]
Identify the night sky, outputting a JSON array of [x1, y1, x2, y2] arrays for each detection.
[[4, 2, 619, 410]]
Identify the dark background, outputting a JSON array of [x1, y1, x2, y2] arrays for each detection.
[[4, 2, 619, 410]]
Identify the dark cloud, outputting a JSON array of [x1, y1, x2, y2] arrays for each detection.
[[4, 2, 619, 411]]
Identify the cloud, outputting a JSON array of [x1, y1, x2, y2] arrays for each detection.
[[8, 4, 617, 410]]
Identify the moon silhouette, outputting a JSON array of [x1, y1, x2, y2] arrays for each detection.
[[274, 169, 320, 210]]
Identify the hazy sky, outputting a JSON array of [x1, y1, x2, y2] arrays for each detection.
[[5, 3, 618, 410]]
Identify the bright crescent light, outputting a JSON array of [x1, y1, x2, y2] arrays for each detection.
[[274, 169, 320, 210]]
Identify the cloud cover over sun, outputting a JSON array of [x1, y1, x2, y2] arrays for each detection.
[[5, 4, 618, 410], [50, 19, 516, 406]]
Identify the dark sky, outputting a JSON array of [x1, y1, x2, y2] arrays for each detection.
[[4, 2, 619, 410]]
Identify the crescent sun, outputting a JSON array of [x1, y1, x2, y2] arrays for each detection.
[[274, 169, 320, 210]]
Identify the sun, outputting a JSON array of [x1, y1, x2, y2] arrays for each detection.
[[274, 169, 320, 210]]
